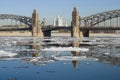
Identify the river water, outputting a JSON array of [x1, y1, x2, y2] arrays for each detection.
[[0, 36, 120, 80]]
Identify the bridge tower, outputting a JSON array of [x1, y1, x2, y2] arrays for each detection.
[[71, 7, 83, 38], [32, 9, 43, 37]]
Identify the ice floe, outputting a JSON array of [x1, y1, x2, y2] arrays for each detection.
[[0, 50, 17, 57], [52, 55, 98, 61], [41, 47, 89, 52]]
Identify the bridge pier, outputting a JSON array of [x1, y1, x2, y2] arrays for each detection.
[[82, 30, 89, 37], [71, 7, 83, 38], [43, 31, 51, 37], [32, 9, 43, 38]]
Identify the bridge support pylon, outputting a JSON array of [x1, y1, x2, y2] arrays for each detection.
[[43, 31, 51, 37], [71, 7, 83, 38], [83, 30, 89, 37], [32, 9, 43, 38]]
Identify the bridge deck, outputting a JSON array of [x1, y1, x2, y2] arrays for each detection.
[[0, 26, 120, 32], [0, 28, 31, 31], [42, 26, 120, 31], [80, 27, 120, 30]]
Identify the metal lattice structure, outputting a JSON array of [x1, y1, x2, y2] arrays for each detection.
[[0, 9, 120, 31], [81, 9, 120, 27], [0, 14, 32, 27]]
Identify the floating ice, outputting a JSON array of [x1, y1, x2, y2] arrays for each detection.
[[41, 47, 89, 52], [52, 55, 98, 61], [21, 57, 55, 66], [0, 50, 17, 57], [53, 56, 86, 61], [102, 52, 110, 55]]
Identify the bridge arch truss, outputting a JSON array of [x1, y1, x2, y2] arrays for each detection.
[[81, 9, 120, 27], [0, 14, 32, 27]]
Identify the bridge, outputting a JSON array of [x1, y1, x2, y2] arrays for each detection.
[[0, 8, 120, 37]]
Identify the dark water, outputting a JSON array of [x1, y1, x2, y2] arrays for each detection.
[[0, 37, 120, 80], [0, 60, 120, 80]]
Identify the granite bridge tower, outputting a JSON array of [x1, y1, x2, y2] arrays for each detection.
[[32, 9, 43, 37], [71, 7, 83, 38]]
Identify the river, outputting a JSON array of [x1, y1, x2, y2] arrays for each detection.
[[0, 36, 120, 80]]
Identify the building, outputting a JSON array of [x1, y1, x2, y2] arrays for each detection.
[[53, 16, 63, 26], [65, 21, 68, 27]]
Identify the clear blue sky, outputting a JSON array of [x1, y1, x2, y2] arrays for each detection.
[[0, 0, 120, 25]]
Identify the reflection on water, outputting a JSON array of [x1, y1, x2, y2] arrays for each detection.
[[0, 37, 120, 80]]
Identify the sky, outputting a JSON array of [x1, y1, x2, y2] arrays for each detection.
[[0, 0, 120, 25]]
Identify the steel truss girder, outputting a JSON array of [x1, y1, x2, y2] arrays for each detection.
[[0, 14, 32, 27], [82, 9, 120, 27]]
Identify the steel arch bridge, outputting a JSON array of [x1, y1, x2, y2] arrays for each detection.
[[0, 9, 120, 32], [0, 14, 32, 27], [81, 9, 120, 27]]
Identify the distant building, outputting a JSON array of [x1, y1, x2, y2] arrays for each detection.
[[53, 16, 63, 27], [53, 16, 69, 27], [65, 21, 68, 27]]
